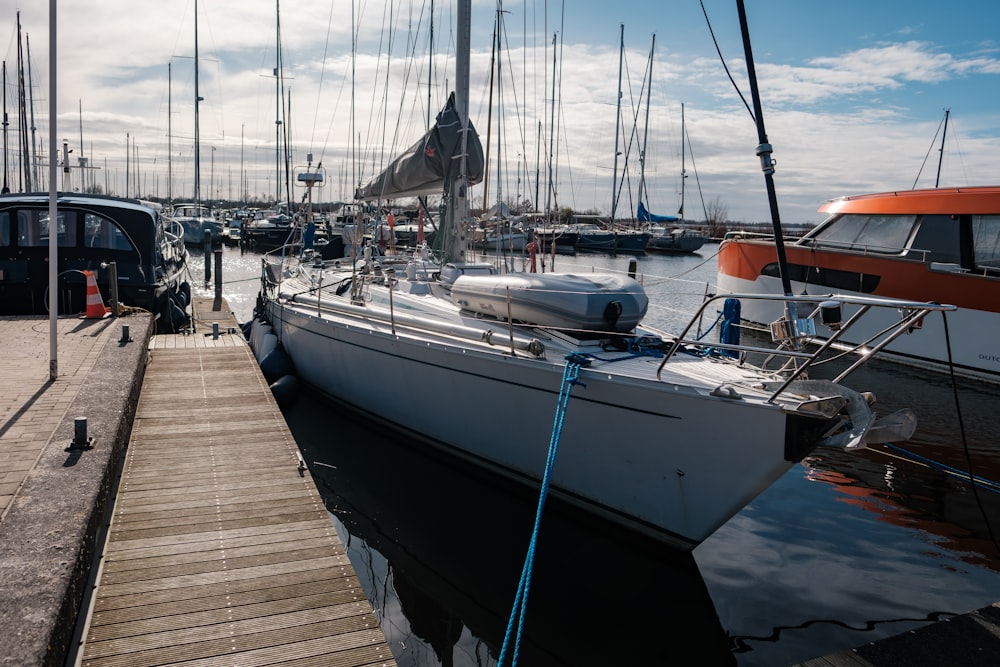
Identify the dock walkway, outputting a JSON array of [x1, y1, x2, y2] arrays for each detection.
[[0, 296, 394, 666], [74, 304, 394, 665]]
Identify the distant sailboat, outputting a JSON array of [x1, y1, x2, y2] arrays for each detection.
[[606, 26, 651, 254], [169, 0, 223, 245], [644, 102, 708, 253]]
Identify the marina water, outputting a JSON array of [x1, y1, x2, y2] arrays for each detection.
[[195, 243, 1000, 666]]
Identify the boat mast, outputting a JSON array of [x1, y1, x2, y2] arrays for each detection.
[[283, 90, 292, 209], [16, 12, 31, 192], [2, 61, 8, 194], [274, 0, 282, 207], [637, 34, 654, 213], [168, 62, 172, 204], [240, 123, 245, 204], [78, 100, 85, 192], [427, 0, 434, 130], [444, 0, 472, 264], [26, 33, 39, 190], [545, 32, 556, 224], [679, 102, 686, 219], [194, 0, 202, 207], [481, 13, 498, 215], [610, 24, 624, 223], [736, 0, 792, 299], [934, 108, 950, 188]]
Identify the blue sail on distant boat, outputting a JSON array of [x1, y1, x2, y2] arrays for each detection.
[[637, 201, 679, 223]]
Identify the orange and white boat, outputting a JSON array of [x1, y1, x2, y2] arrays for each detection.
[[717, 186, 1000, 382]]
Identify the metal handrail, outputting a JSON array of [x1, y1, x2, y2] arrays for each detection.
[[656, 292, 956, 402]]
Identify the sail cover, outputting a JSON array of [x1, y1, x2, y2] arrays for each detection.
[[637, 201, 679, 223], [356, 93, 484, 201]]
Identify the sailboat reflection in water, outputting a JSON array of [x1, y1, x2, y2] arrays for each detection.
[[288, 392, 737, 666]]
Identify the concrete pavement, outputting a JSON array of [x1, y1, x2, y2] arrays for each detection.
[[0, 313, 151, 666]]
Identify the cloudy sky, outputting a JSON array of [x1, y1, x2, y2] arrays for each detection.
[[5, 0, 999, 223]]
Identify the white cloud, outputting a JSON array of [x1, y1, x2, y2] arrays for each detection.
[[5, 3, 1000, 224], [755, 41, 1000, 106]]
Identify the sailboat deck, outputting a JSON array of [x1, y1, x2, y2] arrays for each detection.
[[76, 342, 395, 666]]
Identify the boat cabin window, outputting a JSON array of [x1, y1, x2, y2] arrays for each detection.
[[807, 214, 915, 254], [908, 214, 961, 263], [10, 208, 136, 252], [973, 215, 1000, 272], [84, 212, 134, 251], [17, 210, 79, 247]]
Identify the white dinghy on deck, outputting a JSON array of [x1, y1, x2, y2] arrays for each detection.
[[449, 272, 648, 333]]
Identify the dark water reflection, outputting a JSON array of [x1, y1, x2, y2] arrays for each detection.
[[696, 358, 1000, 666], [285, 392, 736, 666]]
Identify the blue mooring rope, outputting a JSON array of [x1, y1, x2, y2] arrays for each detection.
[[684, 297, 742, 359], [498, 354, 588, 667]]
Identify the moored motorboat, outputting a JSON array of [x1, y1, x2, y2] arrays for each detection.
[[244, 213, 294, 251], [717, 186, 1000, 382], [612, 228, 652, 254], [646, 224, 709, 253], [474, 222, 529, 252], [567, 220, 616, 253], [169, 202, 224, 246], [0, 192, 190, 329], [533, 225, 577, 255]]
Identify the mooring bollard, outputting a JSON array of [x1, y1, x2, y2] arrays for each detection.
[[212, 322, 220, 340], [214, 249, 223, 305], [75, 417, 87, 444], [66, 416, 94, 451], [203, 229, 212, 284], [108, 261, 121, 317]]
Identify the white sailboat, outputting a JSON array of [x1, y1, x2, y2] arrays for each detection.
[[255, 0, 952, 550], [644, 104, 710, 253]]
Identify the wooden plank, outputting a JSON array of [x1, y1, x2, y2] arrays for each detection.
[[78, 341, 394, 667], [103, 526, 336, 566], [90, 572, 363, 626], [93, 561, 354, 611]]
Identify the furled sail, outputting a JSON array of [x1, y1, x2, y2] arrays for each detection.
[[637, 201, 680, 223], [355, 93, 485, 201]]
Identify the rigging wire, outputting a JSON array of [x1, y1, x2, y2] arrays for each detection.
[[940, 310, 1000, 551], [911, 110, 948, 189], [307, 0, 338, 159], [683, 116, 710, 221], [699, 0, 754, 121]]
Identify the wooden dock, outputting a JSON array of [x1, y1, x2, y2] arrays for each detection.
[[75, 321, 395, 665]]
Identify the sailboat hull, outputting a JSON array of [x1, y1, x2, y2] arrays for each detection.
[[263, 286, 800, 550]]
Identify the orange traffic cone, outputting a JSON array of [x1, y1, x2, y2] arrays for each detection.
[[81, 270, 110, 319]]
